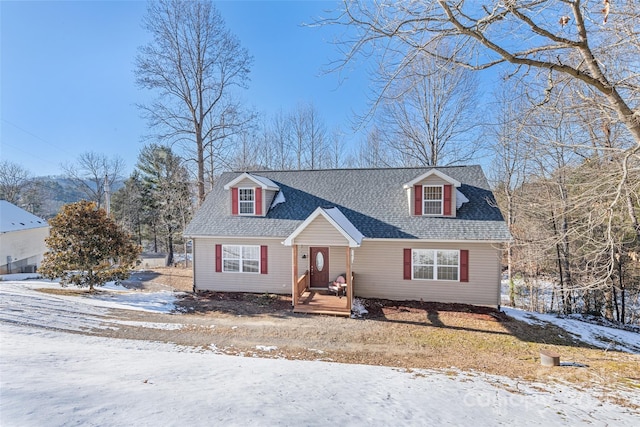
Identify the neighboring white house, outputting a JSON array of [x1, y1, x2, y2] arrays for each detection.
[[0, 200, 50, 274]]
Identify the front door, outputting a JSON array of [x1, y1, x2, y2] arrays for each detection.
[[309, 247, 329, 288]]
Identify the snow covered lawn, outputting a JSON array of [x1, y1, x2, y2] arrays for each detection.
[[1, 278, 639, 426], [503, 307, 640, 354], [3, 322, 638, 426]]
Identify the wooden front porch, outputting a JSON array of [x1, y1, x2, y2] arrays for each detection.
[[292, 262, 353, 317], [294, 289, 351, 316], [290, 245, 354, 317]]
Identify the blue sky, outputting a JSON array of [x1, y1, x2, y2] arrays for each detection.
[[1, 1, 370, 177]]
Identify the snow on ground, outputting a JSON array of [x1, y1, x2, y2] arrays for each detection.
[[1, 279, 639, 426], [503, 307, 640, 354], [2, 322, 638, 427]]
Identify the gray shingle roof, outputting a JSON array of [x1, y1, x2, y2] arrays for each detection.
[[184, 166, 511, 241]]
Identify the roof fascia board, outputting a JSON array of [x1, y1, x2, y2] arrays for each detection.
[[364, 238, 511, 244], [183, 234, 286, 240]]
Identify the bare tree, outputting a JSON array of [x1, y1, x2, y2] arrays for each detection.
[[324, 127, 347, 169], [377, 51, 482, 166], [490, 80, 640, 320], [289, 102, 327, 170], [230, 128, 264, 171], [270, 109, 294, 170], [136, 0, 253, 203], [0, 160, 30, 205], [61, 152, 125, 209], [351, 126, 399, 168], [329, 1, 640, 148], [489, 85, 531, 307]]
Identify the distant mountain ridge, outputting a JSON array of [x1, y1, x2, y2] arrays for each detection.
[[20, 176, 124, 219]]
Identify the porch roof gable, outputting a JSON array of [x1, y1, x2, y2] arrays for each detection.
[[283, 207, 364, 248]]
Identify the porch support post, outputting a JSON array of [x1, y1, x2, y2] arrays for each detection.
[[292, 245, 298, 307], [346, 246, 352, 312]]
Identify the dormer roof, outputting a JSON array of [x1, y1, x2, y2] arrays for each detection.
[[223, 172, 279, 191], [403, 169, 461, 189]]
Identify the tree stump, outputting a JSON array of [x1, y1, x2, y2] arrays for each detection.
[[540, 349, 560, 367]]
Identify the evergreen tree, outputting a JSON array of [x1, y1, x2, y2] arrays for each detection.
[[112, 171, 146, 246], [137, 144, 193, 265], [39, 201, 141, 291]]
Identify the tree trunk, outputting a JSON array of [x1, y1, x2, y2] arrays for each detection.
[[196, 125, 205, 204], [167, 231, 174, 267], [605, 287, 614, 320], [183, 240, 188, 268], [612, 284, 619, 323], [626, 193, 640, 242], [621, 281, 626, 325]]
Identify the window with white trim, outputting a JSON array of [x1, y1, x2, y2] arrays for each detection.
[[412, 249, 459, 281], [238, 188, 255, 214], [222, 245, 260, 273], [423, 185, 443, 215]]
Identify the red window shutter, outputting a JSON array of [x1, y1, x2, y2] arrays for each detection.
[[231, 188, 238, 215], [460, 249, 469, 282], [215, 244, 222, 272], [255, 187, 263, 216], [260, 245, 268, 274], [443, 184, 452, 216], [403, 248, 412, 280], [414, 185, 422, 216]]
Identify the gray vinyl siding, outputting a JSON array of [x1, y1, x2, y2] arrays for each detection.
[[193, 237, 291, 294], [296, 245, 310, 277], [328, 247, 350, 282], [264, 189, 278, 213], [193, 237, 502, 306], [235, 177, 259, 188], [351, 241, 501, 307], [293, 215, 349, 247]]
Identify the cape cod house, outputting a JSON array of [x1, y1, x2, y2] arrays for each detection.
[[184, 166, 511, 316]]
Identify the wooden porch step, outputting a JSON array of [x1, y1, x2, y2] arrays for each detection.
[[294, 290, 351, 316], [293, 305, 351, 316]]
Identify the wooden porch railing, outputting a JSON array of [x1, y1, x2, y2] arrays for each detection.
[[293, 270, 309, 306]]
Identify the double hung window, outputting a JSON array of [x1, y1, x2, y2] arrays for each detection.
[[412, 249, 459, 281], [423, 186, 443, 215], [238, 188, 255, 215], [222, 245, 260, 273]]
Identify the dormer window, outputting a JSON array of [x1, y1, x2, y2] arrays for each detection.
[[238, 188, 255, 215], [225, 172, 280, 217], [423, 185, 443, 215], [412, 183, 453, 216], [405, 169, 460, 217]]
